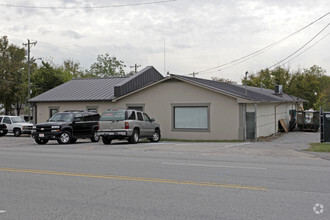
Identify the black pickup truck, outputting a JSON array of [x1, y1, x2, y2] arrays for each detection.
[[31, 111, 100, 144]]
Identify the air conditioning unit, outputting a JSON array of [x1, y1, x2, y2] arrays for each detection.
[[275, 85, 283, 95]]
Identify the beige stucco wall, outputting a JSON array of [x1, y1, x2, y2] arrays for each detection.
[[34, 79, 240, 140], [113, 80, 240, 140]]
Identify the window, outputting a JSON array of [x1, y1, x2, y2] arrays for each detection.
[[49, 113, 73, 122], [74, 113, 83, 122], [87, 106, 98, 113], [127, 104, 144, 112], [100, 110, 126, 121], [83, 113, 92, 121], [128, 111, 136, 120], [137, 112, 144, 121], [173, 105, 209, 131], [143, 113, 151, 122], [49, 107, 59, 118], [3, 117, 11, 124]]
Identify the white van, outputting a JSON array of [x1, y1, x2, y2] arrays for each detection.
[[0, 116, 33, 137]]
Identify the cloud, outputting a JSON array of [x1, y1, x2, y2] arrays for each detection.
[[60, 30, 83, 39], [0, 0, 329, 82]]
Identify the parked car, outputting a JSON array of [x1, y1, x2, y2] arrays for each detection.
[[0, 123, 8, 136], [98, 109, 161, 145], [31, 111, 100, 145], [0, 115, 33, 137]]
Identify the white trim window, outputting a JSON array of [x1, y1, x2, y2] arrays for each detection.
[[87, 106, 98, 113], [49, 107, 59, 118], [173, 105, 210, 131]]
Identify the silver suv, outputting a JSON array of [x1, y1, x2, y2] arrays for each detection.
[[98, 109, 161, 145]]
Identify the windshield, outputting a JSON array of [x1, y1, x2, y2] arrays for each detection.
[[11, 117, 27, 123], [49, 113, 73, 122], [100, 110, 126, 121]]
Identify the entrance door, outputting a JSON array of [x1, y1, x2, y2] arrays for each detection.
[[246, 112, 256, 140]]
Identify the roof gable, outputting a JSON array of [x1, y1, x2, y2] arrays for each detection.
[[114, 66, 164, 98]]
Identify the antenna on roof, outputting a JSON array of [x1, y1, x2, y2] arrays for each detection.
[[189, 72, 198, 78], [164, 39, 166, 76]]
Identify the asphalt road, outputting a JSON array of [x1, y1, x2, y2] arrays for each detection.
[[0, 133, 329, 220]]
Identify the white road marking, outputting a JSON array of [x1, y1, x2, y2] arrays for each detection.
[[162, 162, 267, 170], [0, 210, 6, 214], [224, 143, 251, 148]]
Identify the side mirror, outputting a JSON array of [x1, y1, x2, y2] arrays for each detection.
[[150, 118, 155, 122]]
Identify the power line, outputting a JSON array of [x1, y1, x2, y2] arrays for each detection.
[[281, 33, 329, 66], [268, 22, 330, 69], [0, 0, 177, 10], [191, 12, 330, 75]]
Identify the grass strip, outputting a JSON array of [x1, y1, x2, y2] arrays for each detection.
[[305, 143, 330, 152]]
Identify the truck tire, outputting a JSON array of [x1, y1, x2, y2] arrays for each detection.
[[129, 129, 139, 144], [35, 139, 49, 145], [102, 137, 112, 145], [149, 130, 161, 142], [14, 128, 21, 137], [91, 130, 100, 142], [57, 131, 72, 144]]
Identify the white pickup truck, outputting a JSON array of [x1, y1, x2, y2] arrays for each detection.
[[97, 109, 161, 145], [0, 115, 33, 137]]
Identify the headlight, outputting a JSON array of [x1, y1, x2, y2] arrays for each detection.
[[51, 126, 60, 129], [33, 126, 36, 129]]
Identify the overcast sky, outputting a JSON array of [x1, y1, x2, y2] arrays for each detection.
[[1, 0, 329, 82]]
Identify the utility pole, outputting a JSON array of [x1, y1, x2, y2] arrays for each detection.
[[130, 64, 141, 73], [189, 72, 198, 78], [23, 39, 37, 122]]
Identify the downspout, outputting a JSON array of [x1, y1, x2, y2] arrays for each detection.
[[33, 103, 37, 124], [274, 103, 281, 133], [244, 103, 247, 141], [255, 103, 257, 142]]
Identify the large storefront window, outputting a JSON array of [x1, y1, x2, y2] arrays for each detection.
[[173, 105, 209, 130]]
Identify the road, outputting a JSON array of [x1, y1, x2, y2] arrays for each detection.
[[0, 133, 329, 220]]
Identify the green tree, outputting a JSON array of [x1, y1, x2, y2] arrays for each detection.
[[31, 61, 70, 97], [62, 59, 85, 78], [242, 67, 290, 92], [88, 53, 126, 77], [315, 84, 330, 111], [0, 36, 26, 115], [287, 65, 327, 110], [243, 65, 328, 110]]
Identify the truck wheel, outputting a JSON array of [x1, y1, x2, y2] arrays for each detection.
[[14, 128, 21, 137], [129, 129, 139, 144], [149, 130, 161, 142], [91, 130, 100, 142], [35, 139, 49, 145], [102, 137, 112, 145], [57, 131, 72, 144]]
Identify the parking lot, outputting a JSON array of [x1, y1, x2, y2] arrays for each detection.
[[0, 131, 323, 159]]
